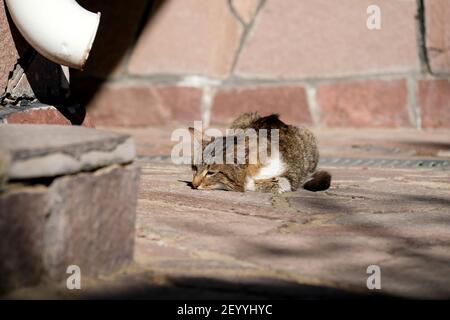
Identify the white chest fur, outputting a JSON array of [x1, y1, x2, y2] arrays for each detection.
[[253, 157, 286, 180]]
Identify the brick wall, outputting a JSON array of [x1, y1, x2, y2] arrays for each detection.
[[3, 0, 449, 128]]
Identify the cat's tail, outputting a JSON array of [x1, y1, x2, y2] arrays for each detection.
[[303, 170, 331, 192]]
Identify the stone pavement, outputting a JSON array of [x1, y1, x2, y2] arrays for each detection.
[[5, 127, 450, 299]]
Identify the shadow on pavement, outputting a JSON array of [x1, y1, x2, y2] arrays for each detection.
[[82, 275, 399, 300]]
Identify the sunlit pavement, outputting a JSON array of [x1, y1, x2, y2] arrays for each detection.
[[7, 127, 450, 299]]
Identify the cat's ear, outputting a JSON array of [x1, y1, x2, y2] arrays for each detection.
[[188, 127, 210, 149], [188, 127, 203, 141]]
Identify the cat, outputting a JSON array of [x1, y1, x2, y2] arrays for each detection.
[[189, 112, 331, 193]]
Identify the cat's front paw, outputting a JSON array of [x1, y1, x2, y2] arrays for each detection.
[[254, 177, 291, 194], [276, 177, 291, 194]]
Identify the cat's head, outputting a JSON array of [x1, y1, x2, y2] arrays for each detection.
[[191, 163, 245, 192], [189, 127, 245, 191]]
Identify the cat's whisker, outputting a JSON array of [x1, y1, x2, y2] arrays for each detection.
[[178, 180, 194, 188]]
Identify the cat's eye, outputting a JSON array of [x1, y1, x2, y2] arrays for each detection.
[[206, 171, 217, 176]]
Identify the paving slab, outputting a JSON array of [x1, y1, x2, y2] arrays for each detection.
[[131, 160, 450, 299]]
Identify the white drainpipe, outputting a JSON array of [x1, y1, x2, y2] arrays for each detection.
[[5, 0, 101, 70]]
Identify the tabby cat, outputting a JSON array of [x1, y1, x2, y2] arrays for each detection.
[[190, 112, 331, 193]]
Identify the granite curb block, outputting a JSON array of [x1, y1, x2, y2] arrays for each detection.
[[0, 124, 135, 180], [0, 124, 140, 293]]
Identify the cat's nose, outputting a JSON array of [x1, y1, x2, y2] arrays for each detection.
[[192, 177, 202, 189], [191, 180, 199, 189]]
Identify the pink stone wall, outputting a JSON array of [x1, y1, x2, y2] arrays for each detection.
[[68, 1, 450, 128]]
